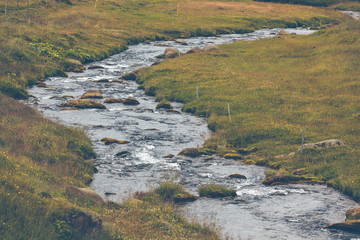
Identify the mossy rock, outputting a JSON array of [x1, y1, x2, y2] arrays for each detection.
[[80, 89, 103, 99], [59, 99, 106, 109], [224, 153, 243, 160], [122, 72, 137, 81], [104, 98, 124, 104], [178, 148, 199, 158], [101, 138, 130, 145], [155, 182, 198, 203], [156, 100, 173, 110], [173, 192, 198, 203], [123, 97, 140, 105], [164, 48, 181, 58], [198, 184, 237, 198], [262, 170, 317, 186], [346, 207, 360, 221]]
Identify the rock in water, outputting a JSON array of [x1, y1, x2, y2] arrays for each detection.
[[122, 72, 137, 80], [59, 99, 106, 109], [123, 97, 140, 105], [104, 98, 124, 104], [228, 174, 247, 180], [327, 221, 360, 233], [80, 89, 103, 99], [101, 138, 130, 145], [178, 148, 199, 158]]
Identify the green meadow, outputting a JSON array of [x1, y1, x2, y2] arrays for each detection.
[[136, 17, 360, 200], [0, 0, 359, 238]]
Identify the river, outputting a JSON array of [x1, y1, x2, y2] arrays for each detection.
[[26, 28, 359, 240]]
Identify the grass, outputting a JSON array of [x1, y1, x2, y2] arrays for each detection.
[[0, 0, 348, 99], [154, 182, 198, 203], [198, 185, 237, 198], [135, 18, 360, 201]]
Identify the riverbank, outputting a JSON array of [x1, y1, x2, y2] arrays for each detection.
[[135, 16, 360, 202], [0, 0, 357, 238]]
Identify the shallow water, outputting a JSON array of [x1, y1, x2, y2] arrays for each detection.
[[27, 28, 359, 240]]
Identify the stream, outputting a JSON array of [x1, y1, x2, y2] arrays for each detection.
[[26, 27, 359, 240]]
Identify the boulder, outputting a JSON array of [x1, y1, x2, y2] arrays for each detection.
[[36, 82, 47, 88], [186, 47, 202, 54], [101, 138, 130, 145], [171, 38, 188, 45], [65, 186, 104, 203], [156, 101, 173, 110], [163, 154, 175, 158], [104, 98, 124, 104], [59, 99, 106, 109], [327, 220, 360, 233], [262, 170, 323, 186], [66, 59, 85, 72], [115, 151, 131, 157], [123, 97, 140, 105], [299, 139, 348, 151], [164, 47, 181, 58], [80, 89, 103, 99], [204, 44, 219, 52], [228, 174, 247, 180], [178, 148, 199, 158], [122, 72, 137, 81]]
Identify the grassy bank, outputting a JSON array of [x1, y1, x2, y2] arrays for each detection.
[[0, 0, 347, 99], [135, 19, 360, 201]]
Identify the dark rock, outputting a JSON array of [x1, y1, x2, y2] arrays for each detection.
[[166, 109, 181, 114], [327, 220, 360, 233], [163, 154, 175, 158], [115, 151, 131, 157], [123, 97, 140, 105], [88, 65, 105, 70], [178, 148, 199, 158], [228, 174, 247, 180]]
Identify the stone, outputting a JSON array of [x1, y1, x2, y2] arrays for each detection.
[[204, 44, 219, 51], [327, 220, 360, 233], [178, 148, 199, 158], [59, 99, 106, 109], [80, 89, 103, 99], [228, 174, 247, 180], [65, 186, 104, 203], [66, 58, 82, 66], [346, 207, 360, 221], [166, 109, 181, 114], [163, 154, 175, 158], [104, 98, 124, 104], [36, 82, 47, 88], [156, 101, 173, 110], [164, 47, 181, 58], [115, 151, 131, 157], [123, 97, 140, 105], [101, 138, 130, 145], [299, 139, 348, 151]]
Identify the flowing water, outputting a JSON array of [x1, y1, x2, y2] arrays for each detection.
[[26, 28, 359, 240]]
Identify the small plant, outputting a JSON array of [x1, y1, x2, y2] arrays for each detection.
[[154, 182, 198, 203], [198, 184, 237, 198]]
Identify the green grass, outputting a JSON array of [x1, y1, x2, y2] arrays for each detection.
[[135, 19, 360, 201], [198, 185, 237, 198], [0, 0, 347, 99]]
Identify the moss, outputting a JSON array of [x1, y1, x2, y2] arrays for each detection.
[[198, 185, 237, 198]]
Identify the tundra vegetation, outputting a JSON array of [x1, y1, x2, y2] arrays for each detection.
[[0, 0, 359, 238]]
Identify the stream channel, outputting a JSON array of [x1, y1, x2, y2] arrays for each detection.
[[27, 28, 359, 240]]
